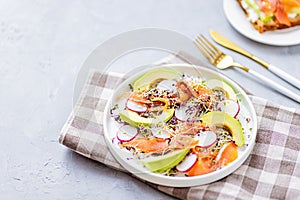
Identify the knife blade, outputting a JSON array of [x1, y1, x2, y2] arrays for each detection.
[[209, 29, 300, 90]]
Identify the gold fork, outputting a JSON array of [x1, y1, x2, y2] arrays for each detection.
[[194, 34, 300, 103]]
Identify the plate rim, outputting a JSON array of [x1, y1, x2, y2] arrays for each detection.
[[103, 63, 258, 187], [223, 0, 300, 46]]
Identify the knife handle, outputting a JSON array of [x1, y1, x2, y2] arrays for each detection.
[[248, 69, 300, 103], [268, 64, 300, 90]]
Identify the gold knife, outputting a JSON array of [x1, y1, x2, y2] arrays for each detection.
[[210, 29, 300, 90]]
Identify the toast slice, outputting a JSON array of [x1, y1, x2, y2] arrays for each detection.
[[237, 0, 300, 33]]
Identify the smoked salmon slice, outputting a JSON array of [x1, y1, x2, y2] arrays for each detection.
[[121, 137, 169, 153], [187, 153, 216, 176], [275, 0, 292, 26], [281, 0, 300, 12]]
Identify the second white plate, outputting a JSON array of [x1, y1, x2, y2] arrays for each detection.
[[223, 0, 300, 46]]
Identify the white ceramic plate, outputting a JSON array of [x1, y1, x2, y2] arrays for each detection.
[[223, 0, 300, 46], [103, 64, 257, 187]]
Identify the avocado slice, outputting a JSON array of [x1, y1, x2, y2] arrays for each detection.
[[133, 68, 181, 91], [142, 148, 189, 172], [244, 0, 273, 22], [206, 79, 237, 101], [201, 111, 244, 147], [261, 14, 274, 23], [245, 0, 261, 15], [119, 109, 174, 127]]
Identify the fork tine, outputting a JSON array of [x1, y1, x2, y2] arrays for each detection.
[[197, 35, 220, 61], [193, 40, 214, 63], [194, 35, 220, 62], [195, 36, 216, 61], [199, 34, 223, 56]]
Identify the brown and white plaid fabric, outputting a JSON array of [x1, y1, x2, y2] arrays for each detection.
[[59, 53, 300, 200]]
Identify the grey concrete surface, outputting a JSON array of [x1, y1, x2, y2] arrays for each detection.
[[1, 0, 299, 200]]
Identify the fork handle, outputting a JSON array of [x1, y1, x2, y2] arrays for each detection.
[[268, 64, 300, 90], [248, 69, 300, 103]]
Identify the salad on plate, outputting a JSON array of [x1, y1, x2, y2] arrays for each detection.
[[109, 67, 251, 177]]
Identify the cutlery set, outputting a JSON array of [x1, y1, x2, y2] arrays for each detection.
[[194, 30, 300, 103]]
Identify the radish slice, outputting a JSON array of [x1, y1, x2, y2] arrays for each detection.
[[151, 128, 170, 139], [116, 125, 138, 142], [175, 105, 196, 122], [195, 131, 217, 148], [157, 80, 177, 92], [217, 99, 240, 118], [126, 100, 148, 113], [176, 154, 198, 172]]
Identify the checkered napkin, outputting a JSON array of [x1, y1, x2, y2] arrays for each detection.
[[59, 53, 300, 200]]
